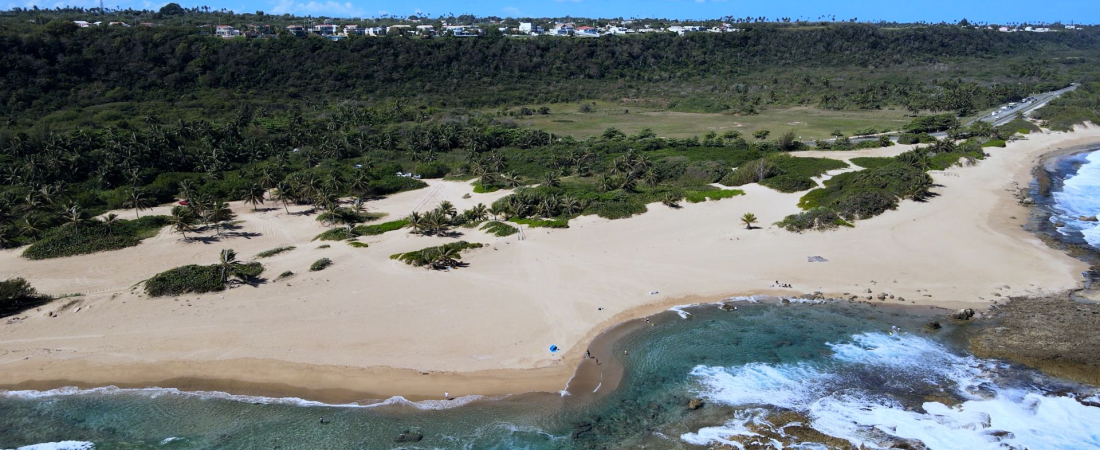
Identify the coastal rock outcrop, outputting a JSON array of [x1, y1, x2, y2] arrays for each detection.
[[394, 431, 423, 443], [688, 398, 705, 410], [968, 294, 1100, 385], [951, 308, 976, 320], [1081, 215, 1099, 222]]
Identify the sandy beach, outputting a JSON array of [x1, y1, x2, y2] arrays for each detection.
[[1, 125, 1097, 402]]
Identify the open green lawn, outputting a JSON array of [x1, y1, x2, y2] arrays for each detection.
[[501, 101, 914, 140]]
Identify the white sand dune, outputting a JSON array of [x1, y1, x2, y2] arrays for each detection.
[[0, 126, 1096, 400]]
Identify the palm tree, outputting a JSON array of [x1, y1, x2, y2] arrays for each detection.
[[208, 200, 234, 236], [178, 180, 195, 203], [502, 172, 521, 188], [662, 192, 682, 208], [438, 200, 457, 219], [469, 203, 489, 222], [218, 248, 243, 283], [241, 184, 266, 211], [100, 213, 121, 234], [270, 183, 293, 214], [169, 206, 196, 240], [431, 245, 462, 270], [124, 187, 152, 219], [61, 203, 88, 229], [741, 212, 758, 230], [407, 211, 424, 234], [543, 171, 561, 188], [258, 168, 278, 189]]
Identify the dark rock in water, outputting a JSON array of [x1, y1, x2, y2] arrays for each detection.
[[951, 308, 976, 320], [688, 398, 705, 410], [926, 321, 942, 331], [1081, 215, 1099, 222], [394, 431, 423, 443], [572, 422, 594, 439], [1054, 221, 1066, 228]]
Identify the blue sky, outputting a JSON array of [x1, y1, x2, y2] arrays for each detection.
[[11, 0, 1100, 24]]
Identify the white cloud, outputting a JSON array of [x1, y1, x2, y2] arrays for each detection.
[[271, 0, 366, 18], [502, 6, 521, 16]]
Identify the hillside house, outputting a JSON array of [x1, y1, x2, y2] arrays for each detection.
[[215, 25, 240, 37], [286, 25, 306, 36]]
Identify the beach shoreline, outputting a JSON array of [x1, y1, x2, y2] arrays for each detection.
[[2, 125, 1099, 403]]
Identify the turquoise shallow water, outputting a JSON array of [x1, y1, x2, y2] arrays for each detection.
[[2, 301, 1099, 449]]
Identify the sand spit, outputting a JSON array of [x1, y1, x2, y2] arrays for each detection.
[[1, 126, 1098, 400]]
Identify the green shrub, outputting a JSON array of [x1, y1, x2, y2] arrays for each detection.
[[473, 183, 501, 193], [414, 162, 450, 179], [850, 157, 896, 169], [353, 219, 409, 236], [982, 139, 1007, 148], [318, 244, 331, 249], [904, 114, 959, 133], [587, 201, 647, 219], [144, 261, 264, 297], [684, 189, 745, 203], [390, 241, 484, 267], [0, 278, 38, 303], [759, 175, 816, 193], [144, 264, 225, 297], [276, 270, 294, 279], [310, 258, 334, 271], [777, 208, 854, 232], [510, 217, 570, 228], [0, 277, 49, 316], [256, 246, 296, 258], [348, 241, 369, 248], [313, 228, 355, 241], [481, 221, 518, 237], [23, 216, 170, 260]]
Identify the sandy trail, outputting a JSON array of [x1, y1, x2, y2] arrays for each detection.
[[0, 127, 1096, 400]]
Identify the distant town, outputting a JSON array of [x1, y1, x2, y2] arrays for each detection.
[[66, 18, 1087, 40]]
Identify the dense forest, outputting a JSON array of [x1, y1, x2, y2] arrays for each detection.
[[2, 8, 1100, 257], [2, 16, 1099, 125]]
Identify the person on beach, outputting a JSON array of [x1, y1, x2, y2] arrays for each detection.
[[586, 350, 592, 359]]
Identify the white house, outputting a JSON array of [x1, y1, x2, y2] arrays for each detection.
[[416, 24, 436, 36], [312, 23, 339, 35], [215, 25, 240, 37], [343, 25, 365, 35], [575, 26, 599, 37], [551, 23, 574, 35], [73, 20, 90, 27]]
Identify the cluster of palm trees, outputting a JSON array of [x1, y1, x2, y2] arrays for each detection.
[[490, 189, 587, 221], [597, 150, 660, 192], [406, 201, 490, 236], [168, 180, 237, 240]]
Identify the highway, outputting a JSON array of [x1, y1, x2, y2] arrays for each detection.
[[836, 84, 1077, 145], [971, 83, 1078, 127]]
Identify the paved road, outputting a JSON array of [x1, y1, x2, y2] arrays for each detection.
[[972, 84, 1078, 127], [836, 84, 1078, 144]]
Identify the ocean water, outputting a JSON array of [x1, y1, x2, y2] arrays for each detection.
[[1051, 150, 1100, 249], [2, 302, 1098, 449]]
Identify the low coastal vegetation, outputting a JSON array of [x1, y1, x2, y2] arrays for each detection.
[[723, 155, 848, 193], [255, 246, 296, 258], [782, 140, 985, 231], [481, 221, 519, 237], [309, 258, 333, 271], [390, 241, 484, 269], [684, 189, 745, 203], [22, 215, 169, 260], [144, 249, 263, 297], [354, 219, 409, 236]]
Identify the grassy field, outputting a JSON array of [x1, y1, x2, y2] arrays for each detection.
[[501, 101, 914, 140]]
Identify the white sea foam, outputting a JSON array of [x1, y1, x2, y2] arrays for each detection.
[[158, 437, 181, 445], [668, 303, 699, 319], [724, 296, 760, 303], [10, 442, 94, 450], [0, 386, 486, 411], [682, 332, 1100, 450], [1052, 150, 1100, 248]]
